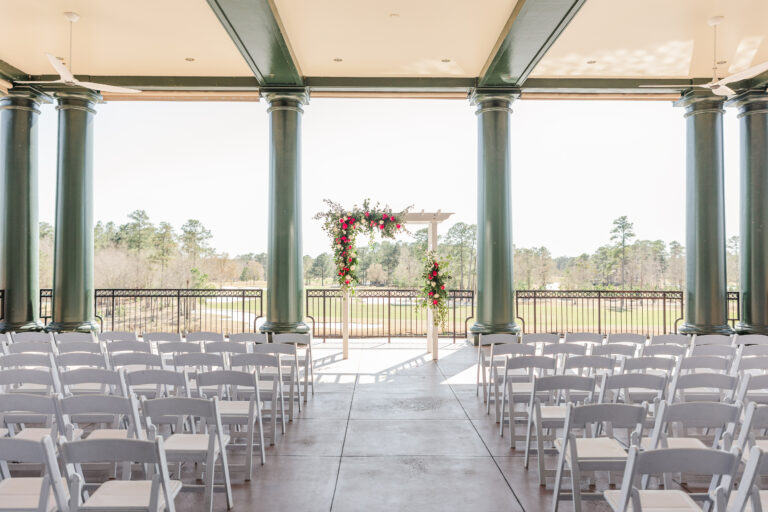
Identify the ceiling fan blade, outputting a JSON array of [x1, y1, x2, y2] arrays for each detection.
[[718, 61, 768, 86], [14, 80, 65, 84], [75, 81, 142, 94], [45, 53, 74, 82], [637, 84, 696, 88], [712, 85, 736, 96]]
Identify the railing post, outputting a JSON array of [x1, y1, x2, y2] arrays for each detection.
[[342, 289, 349, 360], [387, 290, 392, 343], [176, 290, 181, 333], [242, 290, 246, 333], [597, 290, 602, 335], [662, 292, 667, 335], [532, 291, 537, 333]]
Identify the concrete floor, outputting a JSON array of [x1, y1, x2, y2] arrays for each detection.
[[176, 339, 612, 512]]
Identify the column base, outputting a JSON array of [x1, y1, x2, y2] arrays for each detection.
[[260, 320, 310, 335], [46, 320, 100, 333], [678, 322, 733, 335], [735, 322, 768, 335], [470, 321, 520, 335], [0, 320, 45, 334]]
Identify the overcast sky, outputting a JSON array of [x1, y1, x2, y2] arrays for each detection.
[[34, 97, 741, 258]]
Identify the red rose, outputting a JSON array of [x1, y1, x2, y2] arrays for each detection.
[[441, 285, 445, 290], [433, 299, 438, 305], [379, 224, 384, 229], [434, 262, 439, 267], [350, 217, 355, 222], [339, 219, 343, 223], [432, 271, 437, 276], [396, 224, 401, 229], [345, 280, 350, 284], [382, 214, 387, 219], [429, 292, 434, 296], [390, 216, 394, 221], [428, 275, 432, 280], [342, 224, 347, 230], [348, 257, 352, 263], [365, 212, 369, 217]]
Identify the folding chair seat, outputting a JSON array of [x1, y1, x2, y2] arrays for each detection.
[[486, 343, 535, 419], [143, 397, 232, 511], [60, 437, 181, 512], [274, 333, 315, 399], [197, 370, 266, 480], [475, 333, 518, 402], [0, 436, 69, 512], [553, 403, 647, 512], [499, 355, 557, 447], [524, 374, 596, 485], [230, 353, 287, 445], [604, 447, 740, 512]]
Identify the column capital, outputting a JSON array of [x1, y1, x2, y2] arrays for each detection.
[[470, 88, 520, 114], [54, 90, 102, 114], [0, 86, 51, 114], [674, 89, 726, 116], [726, 89, 768, 117], [261, 88, 309, 113]]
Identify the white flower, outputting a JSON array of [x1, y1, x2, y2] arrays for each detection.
[[379, 220, 384, 224], [434, 294, 439, 299], [350, 265, 356, 271], [430, 282, 436, 287]]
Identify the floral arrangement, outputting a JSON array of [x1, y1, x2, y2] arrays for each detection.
[[419, 251, 452, 328], [315, 199, 409, 290]]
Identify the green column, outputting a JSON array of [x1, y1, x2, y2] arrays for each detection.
[[0, 87, 50, 332], [260, 90, 309, 334], [675, 91, 731, 335], [470, 90, 520, 335], [48, 91, 100, 333], [729, 91, 768, 334]]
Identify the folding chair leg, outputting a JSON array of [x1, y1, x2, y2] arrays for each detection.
[[536, 421, 547, 486], [204, 451, 215, 512], [245, 424, 254, 481], [552, 448, 567, 512], [524, 417, 534, 468], [571, 462, 583, 512], [218, 436, 234, 510], [257, 415, 266, 465]]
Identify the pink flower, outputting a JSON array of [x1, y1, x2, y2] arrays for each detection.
[[396, 224, 401, 229], [441, 285, 445, 290], [433, 299, 438, 305], [390, 216, 394, 221], [342, 223, 347, 230], [345, 280, 350, 284], [429, 291, 434, 296], [365, 212, 369, 217], [379, 224, 384, 229], [382, 214, 387, 219]]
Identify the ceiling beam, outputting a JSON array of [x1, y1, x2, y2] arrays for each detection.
[[305, 77, 476, 93], [206, 0, 302, 86], [0, 59, 26, 82], [22, 75, 261, 91], [520, 77, 713, 94], [480, 0, 586, 87]]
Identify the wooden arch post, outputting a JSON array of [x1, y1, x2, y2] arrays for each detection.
[[403, 211, 453, 361]]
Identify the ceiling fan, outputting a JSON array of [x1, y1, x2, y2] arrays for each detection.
[[15, 11, 141, 94], [640, 16, 768, 96]]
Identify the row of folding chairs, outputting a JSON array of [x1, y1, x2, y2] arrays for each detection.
[[547, 399, 768, 511]]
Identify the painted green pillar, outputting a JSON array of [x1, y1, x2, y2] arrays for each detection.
[[260, 90, 309, 334], [729, 91, 768, 334], [0, 87, 50, 333], [470, 89, 520, 335], [48, 91, 100, 333], [675, 91, 731, 335]]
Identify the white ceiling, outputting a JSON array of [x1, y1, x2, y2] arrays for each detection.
[[271, 0, 519, 78], [532, 0, 768, 79], [0, 0, 252, 76]]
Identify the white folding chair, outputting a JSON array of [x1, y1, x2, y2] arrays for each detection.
[[599, 373, 667, 429], [0, 393, 72, 443], [60, 437, 180, 512], [143, 397, 233, 511], [59, 368, 127, 397], [564, 332, 604, 347], [125, 369, 191, 399], [142, 333, 182, 344], [53, 333, 95, 345], [0, 367, 61, 396], [9, 332, 54, 345], [98, 331, 139, 343], [486, 343, 535, 419], [605, 333, 646, 347], [736, 401, 768, 457], [693, 334, 734, 346], [649, 333, 691, 346], [0, 435, 69, 512], [106, 340, 153, 360], [228, 332, 268, 345], [230, 353, 287, 445], [729, 445, 768, 512], [521, 333, 560, 347], [56, 393, 144, 442], [736, 374, 768, 405], [669, 372, 739, 404], [197, 369, 266, 479], [543, 342, 587, 374], [252, 343, 301, 418], [642, 343, 688, 358], [553, 403, 646, 512], [273, 332, 314, 398], [604, 447, 740, 512], [6, 340, 56, 355], [185, 332, 224, 344], [500, 355, 558, 447], [524, 374, 596, 485], [475, 333, 518, 401]]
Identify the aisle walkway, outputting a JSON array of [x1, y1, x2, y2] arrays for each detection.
[[177, 339, 609, 511]]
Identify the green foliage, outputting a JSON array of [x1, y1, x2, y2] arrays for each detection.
[[417, 251, 452, 327], [180, 219, 213, 264]]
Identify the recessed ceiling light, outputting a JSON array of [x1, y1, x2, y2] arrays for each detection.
[[441, 58, 451, 63], [717, 60, 727, 65], [185, 57, 195, 62], [56, 56, 64, 61], [333, 58, 343, 62], [389, 13, 400, 17], [586, 60, 597, 64]]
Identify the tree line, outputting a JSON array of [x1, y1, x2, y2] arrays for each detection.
[[36, 213, 739, 291]]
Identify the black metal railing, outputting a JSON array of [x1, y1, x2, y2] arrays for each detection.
[[0, 289, 4, 321], [728, 291, 740, 329], [515, 290, 684, 336], [38, 288, 263, 334], [305, 288, 475, 341]]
